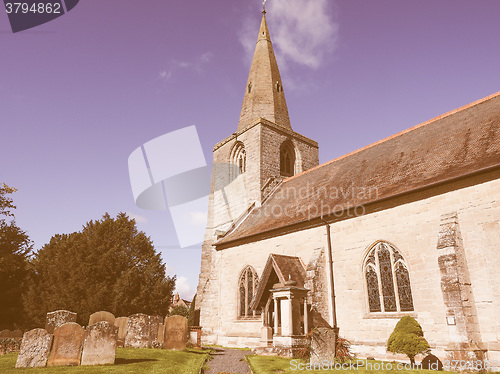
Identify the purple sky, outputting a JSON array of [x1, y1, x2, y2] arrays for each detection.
[[1, 0, 500, 299]]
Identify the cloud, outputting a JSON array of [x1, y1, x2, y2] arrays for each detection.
[[159, 52, 214, 82], [126, 212, 148, 223], [175, 276, 196, 300], [240, 0, 339, 69]]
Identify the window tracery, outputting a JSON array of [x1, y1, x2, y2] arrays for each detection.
[[238, 266, 260, 318], [364, 242, 414, 313]]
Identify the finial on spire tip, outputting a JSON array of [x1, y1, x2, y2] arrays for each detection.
[[262, 0, 267, 14]]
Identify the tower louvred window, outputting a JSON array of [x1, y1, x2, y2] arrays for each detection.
[[230, 142, 246, 179], [280, 140, 295, 177]]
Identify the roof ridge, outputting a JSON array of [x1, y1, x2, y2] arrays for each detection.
[[282, 90, 500, 184]]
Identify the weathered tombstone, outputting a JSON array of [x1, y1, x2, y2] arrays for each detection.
[[157, 323, 164, 345], [309, 327, 336, 366], [114, 317, 128, 347], [124, 314, 150, 348], [148, 315, 162, 343], [0, 330, 10, 337], [114, 317, 129, 347], [47, 322, 84, 367], [45, 310, 77, 334], [13, 330, 24, 338], [163, 315, 188, 350], [81, 321, 118, 366], [88, 311, 115, 326], [15, 329, 53, 368]]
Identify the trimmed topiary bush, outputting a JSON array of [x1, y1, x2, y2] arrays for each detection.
[[387, 316, 430, 365]]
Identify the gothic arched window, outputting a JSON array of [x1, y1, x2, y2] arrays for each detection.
[[230, 141, 246, 180], [363, 242, 414, 313], [238, 266, 260, 318], [280, 140, 295, 177]]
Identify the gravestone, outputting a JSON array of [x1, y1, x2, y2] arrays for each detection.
[[15, 329, 53, 368], [124, 314, 150, 348], [0, 330, 9, 337], [88, 311, 115, 326], [124, 314, 162, 348], [309, 327, 337, 366], [114, 317, 129, 347], [45, 310, 77, 334], [149, 315, 162, 344], [47, 322, 85, 367], [157, 323, 164, 345], [12, 330, 24, 338], [163, 315, 188, 350], [81, 321, 118, 366]]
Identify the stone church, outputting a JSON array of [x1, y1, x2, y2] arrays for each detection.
[[196, 10, 500, 363]]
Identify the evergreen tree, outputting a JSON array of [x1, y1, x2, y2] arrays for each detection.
[[0, 184, 32, 330], [387, 315, 430, 365], [24, 212, 175, 327]]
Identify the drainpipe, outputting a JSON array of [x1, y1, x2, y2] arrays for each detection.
[[322, 220, 339, 355]]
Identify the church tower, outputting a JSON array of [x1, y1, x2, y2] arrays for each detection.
[[196, 10, 319, 341]]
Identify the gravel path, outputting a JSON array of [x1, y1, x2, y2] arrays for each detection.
[[204, 347, 252, 374]]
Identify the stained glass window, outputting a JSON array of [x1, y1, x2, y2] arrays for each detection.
[[395, 262, 414, 311], [238, 266, 261, 318], [364, 242, 414, 313], [366, 266, 381, 312]]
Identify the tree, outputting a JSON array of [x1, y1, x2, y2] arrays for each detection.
[[170, 305, 189, 319], [188, 294, 200, 327], [387, 315, 430, 365], [24, 212, 175, 327], [0, 184, 32, 330]]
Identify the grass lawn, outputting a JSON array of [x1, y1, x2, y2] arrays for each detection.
[[0, 347, 209, 374], [246, 355, 477, 374]]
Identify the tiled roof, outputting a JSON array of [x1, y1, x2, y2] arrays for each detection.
[[251, 254, 306, 310], [218, 91, 500, 246]]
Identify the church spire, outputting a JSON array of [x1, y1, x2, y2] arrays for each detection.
[[238, 10, 291, 132]]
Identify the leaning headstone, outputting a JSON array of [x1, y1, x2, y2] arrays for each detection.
[[114, 317, 129, 347], [88, 311, 115, 326], [0, 330, 9, 337], [12, 330, 24, 338], [81, 321, 118, 366], [124, 314, 150, 348], [15, 329, 53, 368], [163, 315, 188, 350], [45, 310, 77, 334], [309, 327, 337, 366], [47, 322, 84, 367]]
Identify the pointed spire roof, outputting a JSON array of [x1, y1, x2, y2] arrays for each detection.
[[238, 11, 291, 132]]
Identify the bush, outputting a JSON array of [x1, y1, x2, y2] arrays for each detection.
[[170, 305, 189, 319], [387, 316, 430, 365]]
